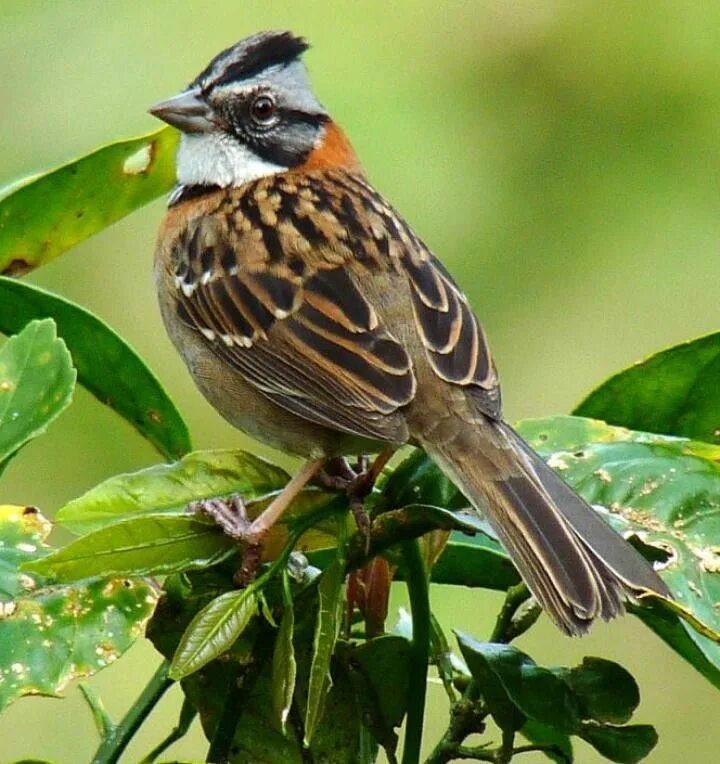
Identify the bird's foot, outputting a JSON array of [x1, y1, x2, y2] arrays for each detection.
[[316, 457, 376, 551], [187, 494, 263, 585]]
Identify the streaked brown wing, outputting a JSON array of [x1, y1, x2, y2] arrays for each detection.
[[335, 173, 502, 419], [171, 214, 415, 441]]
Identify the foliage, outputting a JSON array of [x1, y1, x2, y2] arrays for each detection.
[[0, 277, 191, 460], [1, 126, 720, 764], [575, 332, 720, 446], [0, 128, 177, 276]]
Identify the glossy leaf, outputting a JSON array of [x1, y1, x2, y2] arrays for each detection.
[[271, 577, 297, 735], [338, 634, 411, 757], [0, 504, 157, 712], [23, 515, 235, 582], [579, 723, 658, 764], [456, 632, 580, 734], [517, 416, 720, 683], [375, 447, 465, 513], [575, 332, 720, 445], [0, 319, 75, 464], [0, 127, 177, 276], [149, 574, 364, 763], [304, 556, 346, 746], [457, 630, 654, 761], [413, 416, 720, 689], [520, 720, 573, 763], [373, 450, 519, 590], [431, 531, 521, 591], [169, 587, 258, 680], [57, 449, 290, 534], [0, 277, 190, 460], [557, 657, 639, 725]]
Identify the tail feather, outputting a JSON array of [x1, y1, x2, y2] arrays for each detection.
[[421, 419, 669, 635]]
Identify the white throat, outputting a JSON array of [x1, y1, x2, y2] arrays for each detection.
[[176, 132, 286, 188]]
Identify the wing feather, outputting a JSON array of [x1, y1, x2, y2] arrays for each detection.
[[171, 208, 415, 441], [169, 170, 502, 436]]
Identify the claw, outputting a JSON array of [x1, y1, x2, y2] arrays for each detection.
[[186, 494, 263, 584], [188, 493, 249, 540], [315, 457, 377, 553]]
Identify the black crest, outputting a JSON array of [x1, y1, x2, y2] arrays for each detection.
[[192, 31, 309, 90]]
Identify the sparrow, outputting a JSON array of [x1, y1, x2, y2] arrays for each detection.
[[149, 30, 669, 634]]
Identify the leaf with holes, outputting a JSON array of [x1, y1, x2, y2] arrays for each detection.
[[412, 416, 720, 690], [575, 332, 720, 445], [0, 127, 177, 276], [517, 416, 720, 687], [0, 505, 157, 712], [0, 319, 75, 465], [0, 277, 190, 460]]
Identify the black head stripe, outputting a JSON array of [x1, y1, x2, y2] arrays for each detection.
[[193, 31, 309, 90]]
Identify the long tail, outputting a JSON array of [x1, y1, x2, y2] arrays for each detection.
[[421, 419, 670, 635]]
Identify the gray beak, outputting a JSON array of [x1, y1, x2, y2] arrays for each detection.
[[148, 88, 214, 133]]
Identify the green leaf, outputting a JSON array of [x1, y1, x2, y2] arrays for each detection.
[[271, 575, 297, 735], [337, 634, 411, 757], [0, 504, 157, 712], [23, 515, 235, 582], [150, 576, 365, 763], [558, 657, 639, 725], [0, 277, 190, 460], [579, 723, 658, 763], [350, 635, 410, 728], [169, 587, 259, 680], [418, 416, 720, 689], [456, 632, 580, 734], [0, 127, 177, 276], [431, 530, 521, 591], [520, 720, 573, 763], [304, 555, 346, 746], [376, 447, 465, 512], [0, 319, 75, 463], [57, 448, 290, 534], [575, 332, 720, 445], [517, 416, 720, 684]]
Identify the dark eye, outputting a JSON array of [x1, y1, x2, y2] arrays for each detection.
[[250, 94, 277, 125]]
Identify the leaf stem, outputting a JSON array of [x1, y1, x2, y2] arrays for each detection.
[[207, 672, 248, 762], [425, 688, 486, 764], [512, 743, 572, 762], [90, 660, 173, 764], [489, 583, 532, 644], [400, 539, 430, 764], [429, 612, 457, 704], [79, 683, 114, 739], [139, 696, 196, 763]]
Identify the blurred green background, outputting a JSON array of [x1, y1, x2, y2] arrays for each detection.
[[1, 1, 719, 761]]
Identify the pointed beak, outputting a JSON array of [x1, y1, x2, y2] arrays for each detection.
[[148, 88, 214, 133]]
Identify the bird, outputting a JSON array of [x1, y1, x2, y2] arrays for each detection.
[[149, 30, 670, 635]]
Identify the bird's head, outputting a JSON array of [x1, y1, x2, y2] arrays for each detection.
[[149, 30, 359, 189]]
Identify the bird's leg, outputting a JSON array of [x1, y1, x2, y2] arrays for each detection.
[[348, 447, 395, 501], [188, 458, 325, 585], [316, 448, 396, 545]]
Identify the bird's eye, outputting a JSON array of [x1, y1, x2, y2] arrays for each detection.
[[250, 94, 277, 126]]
